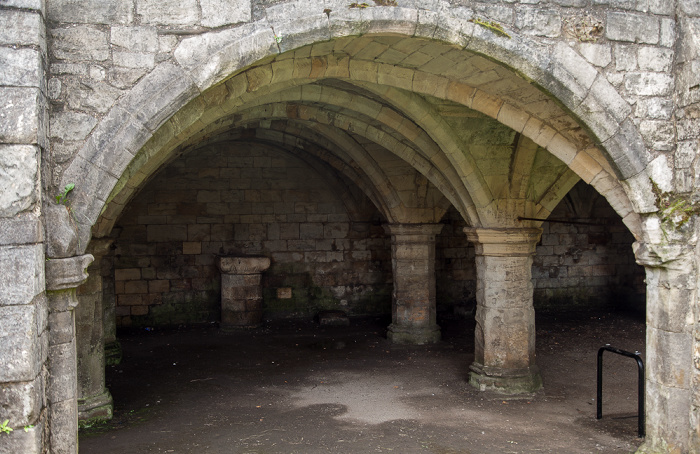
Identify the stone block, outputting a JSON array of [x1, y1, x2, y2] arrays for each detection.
[[49, 111, 97, 142], [0, 216, 43, 247], [48, 0, 133, 24], [113, 51, 155, 69], [0, 304, 42, 382], [0, 10, 43, 46], [647, 328, 693, 388], [0, 372, 42, 426], [606, 12, 659, 44], [51, 26, 109, 61], [49, 398, 78, 453], [644, 379, 691, 450], [137, 0, 198, 25], [0, 87, 41, 144], [45, 255, 93, 291], [0, 420, 43, 454], [577, 43, 612, 67], [624, 72, 674, 97], [0, 47, 42, 88], [201, 0, 251, 27], [638, 46, 674, 72], [0, 244, 44, 307], [110, 26, 158, 52], [550, 42, 598, 105], [0, 145, 39, 218], [515, 7, 561, 38]]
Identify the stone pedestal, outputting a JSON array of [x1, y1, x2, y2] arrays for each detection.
[[76, 239, 113, 424], [465, 228, 542, 394], [45, 254, 94, 454], [216, 256, 271, 331], [384, 224, 444, 345]]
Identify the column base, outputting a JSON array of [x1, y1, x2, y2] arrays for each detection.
[[105, 341, 122, 366], [387, 323, 441, 345], [78, 390, 113, 426], [468, 362, 542, 394], [219, 322, 263, 333]]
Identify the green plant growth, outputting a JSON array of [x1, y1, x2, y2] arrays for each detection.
[[349, 2, 370, 8], [24, 425, 34, 432], [1, 419, 13, 435], [55, 183, 75, 205], [651, 179, 699, 231], [469, 18, 511, 39]]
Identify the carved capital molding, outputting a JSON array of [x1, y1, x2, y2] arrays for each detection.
[[464, 227, 542, 257], [45, 254, 94, 291]]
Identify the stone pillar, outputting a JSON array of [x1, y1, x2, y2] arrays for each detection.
[[45, 254, 94, 454], [384, 223, 444, 345], [465, 227, 542, 394], [76, 239, 113, 424], [102, 248, 121, 365], [634, 238, 697, 454], [216, 256, 271, 331]]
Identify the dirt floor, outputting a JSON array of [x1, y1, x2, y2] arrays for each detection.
[[79, 310, 646, 453]]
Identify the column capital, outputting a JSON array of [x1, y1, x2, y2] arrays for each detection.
[[85, 238, 114, 261], [383, 223, 444, 238], [633, 241, 695, 270], [45, 254, 94, 291], [464, 227, 542, 257]]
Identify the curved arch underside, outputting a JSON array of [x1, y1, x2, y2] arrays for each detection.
[[78, 35, 641, 241]]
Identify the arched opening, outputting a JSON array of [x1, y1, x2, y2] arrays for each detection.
[[71, 31, 649, 452]]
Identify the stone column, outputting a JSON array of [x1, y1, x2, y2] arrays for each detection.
[[216, 256, 271, 331], [634, 238, 697, 454], [465, 227, 542, 394], [45, 253, 94, 454], [384, 224, 444, 345], [102, 248, 121, 365], [76, 239, 113, 424]]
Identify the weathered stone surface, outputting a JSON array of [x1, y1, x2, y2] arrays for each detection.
[[601, 118, 649, 179], [51, 26, 109, 61], [0, 48, 42, 88], [0, 145, 39, 217], [48, 0, 133, 24], [0, 374, 43, 425], [0, 304, 42, 382], [515, 7, 561, 38], [136, 0, 199, 26], [606, 11, 659, 44], [110, 26, 158, 52], [45, 254, 94, 291], [0, 10, 43, 46], [0, 216, 43, 246], [44, 204, 78, 259], [0, 244, 44, 307], [0, 421, 43, 454], [49, 111, 97, 141], [0, 87, 41, 144], [625, 72, 674, 97], [49, 398, 78, 454], [201, 0, 252, 27], [577, 43, 612, 67]]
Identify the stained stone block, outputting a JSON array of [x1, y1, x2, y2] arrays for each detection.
[[0, 244, 44, 307], [51, 26, 109, 61], [48, 0, 133, 24], [606, 12, 659, 44], [0, 374, 43, 425], [49, 111, 97, 142], [47, 341, 77, 404], [110, 26, 158, 52], [136, 0, 199, 26], [0, 10, 43, 46], [0, 48, 42, 87], [0, 87, 41, 144], [201, 0, 251, 27], [0, 420, 43, 454], [0, 145, 39, 218], [49, 399, 78, 454], [0, 304, 42, 382]]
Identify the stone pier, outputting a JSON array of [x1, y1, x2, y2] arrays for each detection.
[[465, 227, 542, 394], [76, 239, 113, 424], [216, 256, 271, 330], [384, 224, 444, 345], [45, 254, 93, 454]]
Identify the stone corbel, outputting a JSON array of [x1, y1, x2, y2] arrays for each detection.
[[45, 254, 94, 293]]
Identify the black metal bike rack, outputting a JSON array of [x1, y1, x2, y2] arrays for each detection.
[[596, 344, 645, 438]]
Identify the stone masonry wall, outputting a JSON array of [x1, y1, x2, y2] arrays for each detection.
[[110, 141, 392, 327], [0, 0, 49, 451]]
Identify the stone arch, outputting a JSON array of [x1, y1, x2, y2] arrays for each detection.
[[59, 10, 650, 251]]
